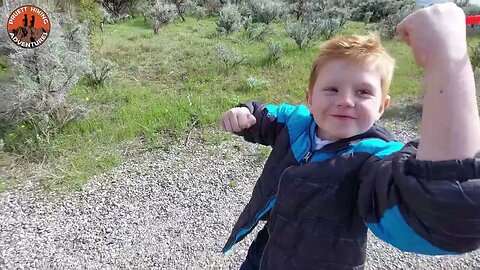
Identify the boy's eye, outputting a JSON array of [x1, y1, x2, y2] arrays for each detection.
[[357, 89, 371, 96], [323, 87, 338, 93]]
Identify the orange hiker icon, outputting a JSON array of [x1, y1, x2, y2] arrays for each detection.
[[7, 5, 50, 48]]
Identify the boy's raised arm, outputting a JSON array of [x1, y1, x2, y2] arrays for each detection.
[[357, 3, 480, 255], [397, 3, 480, 160]]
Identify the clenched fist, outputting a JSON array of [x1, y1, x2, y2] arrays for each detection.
[[396, 3, 467, 70], [220, 107, 257, 133]]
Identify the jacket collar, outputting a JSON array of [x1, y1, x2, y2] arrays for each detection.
[[308, 118, 396, 152]]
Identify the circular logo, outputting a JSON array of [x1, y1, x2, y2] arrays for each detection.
[[6, 5, 51, 49]]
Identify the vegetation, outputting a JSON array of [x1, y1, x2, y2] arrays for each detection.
[[2, 0, 480, 193]]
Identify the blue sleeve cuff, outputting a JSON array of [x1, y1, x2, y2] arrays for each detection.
[[366, 206, 460, 255]]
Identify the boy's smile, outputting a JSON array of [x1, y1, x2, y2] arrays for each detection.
[[307, 59, 390, 141]]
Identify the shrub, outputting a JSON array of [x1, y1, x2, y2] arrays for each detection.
[[462, 3, 480, 16], [244, 23, 273, 42], [133, 1, 149, 23], [291, 2, 350, 42], [285, 3, 349, 51], [285, 19, 319, 50], [470, 43, 480, 72], [215, 44, 245, 73], [77, 0, 105, 32], [242, 14, 253, 31], [168, 0, 191, 21], [231, 0, 246, 5], [238, 2, 252, 18], [265, 41, 283, 64], [216, 4, 242, 34], [349, 0, 416, 23], [194, 0, 223, 15], [364, 11, 373, 24], [285, 0, 312, 20], [245, 76, 268, 91], [374, 4, 416, 39], [0, 2, 90, 127], [151, 1, 177, 34], [314, 6, 350, 39], [454, 0, 470, 8], [100, 0, 143, 17], [319, 18, 342, 39], [84, 58, 117, 87], [248, 0, 283, 24], [1, 103, 86, 159], [193, 5, 207, 19], [0, 1, 90, 157]]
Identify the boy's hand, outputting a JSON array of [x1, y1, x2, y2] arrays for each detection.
[[220, 107, 256, 133], [396, 3, 467, 70]]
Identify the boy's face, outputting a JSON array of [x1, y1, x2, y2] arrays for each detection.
[[306, 59, 390, 141]]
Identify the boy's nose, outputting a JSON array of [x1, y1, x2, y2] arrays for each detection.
[[335, 93, 355, 107]]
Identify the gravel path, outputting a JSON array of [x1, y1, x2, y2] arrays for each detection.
[[1, 113, 480, 269]]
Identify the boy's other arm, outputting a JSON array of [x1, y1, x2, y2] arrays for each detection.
[[220, 106, 257, 133], [219, 102, 294, 146], [397, 3, 480, 160], [358, 141, 480, 255]]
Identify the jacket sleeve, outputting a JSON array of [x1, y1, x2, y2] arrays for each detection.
[[358, 140, 480, 255], [235, 101, 297, 146]]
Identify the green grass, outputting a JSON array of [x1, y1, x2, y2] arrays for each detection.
[[0, 56, 12, 83], [2, 17, 474, 192], [0, 176, 17, 193]]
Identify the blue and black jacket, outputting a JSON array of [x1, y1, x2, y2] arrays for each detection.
[[222, 101, 480, 269]]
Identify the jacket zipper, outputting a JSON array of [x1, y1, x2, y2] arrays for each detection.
[[301, 151, 313, 165], [300, 119, 315, 166]]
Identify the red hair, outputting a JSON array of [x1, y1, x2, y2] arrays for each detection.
[[308, 33, 395, 99]]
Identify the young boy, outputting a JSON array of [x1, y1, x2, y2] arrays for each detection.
[[220, 3, 480, 270]]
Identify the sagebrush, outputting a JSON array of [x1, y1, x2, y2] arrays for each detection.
[[217, 4, 242, 34], [0, 0, 91, 156]]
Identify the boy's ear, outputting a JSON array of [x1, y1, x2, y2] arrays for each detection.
[[306, 88, 312, 109], [379, 95, 391, 114]]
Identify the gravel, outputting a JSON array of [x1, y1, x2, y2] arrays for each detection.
[[1, 114, 480, 269]]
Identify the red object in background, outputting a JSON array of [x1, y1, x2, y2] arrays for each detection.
[[466, 15, 480, 25]]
